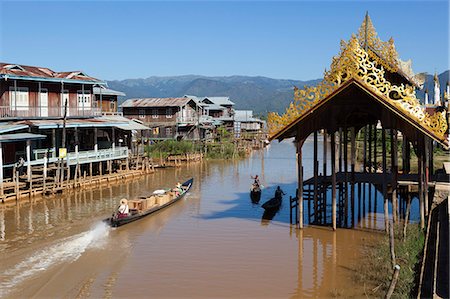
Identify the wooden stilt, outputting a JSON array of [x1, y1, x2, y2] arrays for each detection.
[[331, 131, 337, 230], [403, 192, 412, 240]]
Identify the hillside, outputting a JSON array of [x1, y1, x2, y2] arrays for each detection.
[[107, 75, 320, 115], [107, 71, 449, 115]]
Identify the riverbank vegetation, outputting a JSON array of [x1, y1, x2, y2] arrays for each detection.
[[354, 224, 424, 298]]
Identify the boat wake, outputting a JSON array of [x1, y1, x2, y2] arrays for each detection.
[[0, 222, 110, 297]]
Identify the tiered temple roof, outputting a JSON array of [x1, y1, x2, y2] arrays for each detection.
[[268, 14, 448, 147]]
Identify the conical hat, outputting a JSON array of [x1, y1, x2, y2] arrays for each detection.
[[120, 198, 128, 205]]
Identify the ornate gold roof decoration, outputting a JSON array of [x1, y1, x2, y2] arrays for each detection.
[[268, 35, 448, 140], [356, 13, 423, 88]]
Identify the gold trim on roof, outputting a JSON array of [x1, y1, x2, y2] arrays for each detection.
[[268, 36, 448, 140]]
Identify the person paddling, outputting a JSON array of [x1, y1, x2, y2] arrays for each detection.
[[274, 186, 285, 200]]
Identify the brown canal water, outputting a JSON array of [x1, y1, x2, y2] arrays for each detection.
[[0, 140, 416, 298]]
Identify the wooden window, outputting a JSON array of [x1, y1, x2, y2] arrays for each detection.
[[152, 109, 158, 119], [166, 108, 173, 118], [77, 91, 91, 109], [139, 109, 145, 119], [9, 87, 29, 110], [165, 127, 172, 136]]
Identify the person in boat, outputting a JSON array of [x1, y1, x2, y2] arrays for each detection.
[[251, 175, 260, 187], [173, 182, 183, 196], [117, 198, 129, 218], [274, 186, 285, 200]]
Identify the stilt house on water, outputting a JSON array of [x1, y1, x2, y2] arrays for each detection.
[[0, 62, 149, 201], [268, 13, 449, 230]]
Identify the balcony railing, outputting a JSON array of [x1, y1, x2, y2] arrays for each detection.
[[24, 146, 129, 167], [0, 106, 102, 118], [176, 116, 198, 124]]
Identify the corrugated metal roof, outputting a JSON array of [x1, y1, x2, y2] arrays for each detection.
[[203, 103, 225, 110], [0, 62, 103, 84], [0, 124, 28, 134], [13, 118, 129, 129], [0, 133, 46, 143], [93, 87, 126, 97], [203, 96, 235, 106], [121, 98, 193, 108]]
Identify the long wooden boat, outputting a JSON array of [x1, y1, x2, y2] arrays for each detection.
[[261, 197, 282, 210], [107, 178, 193, 227]]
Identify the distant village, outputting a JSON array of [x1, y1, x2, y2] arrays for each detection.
[[0, 62, 267, 200]]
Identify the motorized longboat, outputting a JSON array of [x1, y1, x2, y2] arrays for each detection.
[[107, 178, 193, 227]]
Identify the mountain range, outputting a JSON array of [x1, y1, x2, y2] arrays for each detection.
[[107, 71, 449, 115]]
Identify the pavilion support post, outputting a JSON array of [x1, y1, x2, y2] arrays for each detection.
[[373, 124, 377, 172], [391, 129, 398, 223], [331, 131, 337, 230], [382, 128, 388, 233], [368, 124, 372, 173], [338, 128, 343, 173], [313, 131, 318, 223], [424, 137, 429, 217], [418, 149, 425, 229], [428, 138, 433, 177], [322, 130, 327, 222], [343, 127, 348, 227], [297, 138, 304, 229], [402, 134, 406, 173], [52, 128, 56, 159], [363, 125, 367, 173], [350, 127, 355, 228]]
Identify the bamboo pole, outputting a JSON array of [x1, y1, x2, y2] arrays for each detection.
[[389, 220, 396, 268], [385, 265, 400, 299]]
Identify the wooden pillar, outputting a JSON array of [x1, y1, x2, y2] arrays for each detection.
[[368, 124, 372, 173], [373, 124, 377, 172], [391, 129, 398, 223], [350, 127, 355, 228], [112, 127, 116, 151], [424, 137, 429, 217], [94, 128, 98, 153], [297, 139, 304, 229], [322, 130, 327, 222], [0, 142, 3, 197], [343, 127, 348, 227], [313, 131, 318, 223], [382, 128, 388, 232], [43, 156, 47, 191], [339, 127, 343, 173], [26, 140, 31, 182], [331, 131, 337, 230], [418, 148, 425, 229], [363, 125, 367, 173], [52, 128, 56, 158]]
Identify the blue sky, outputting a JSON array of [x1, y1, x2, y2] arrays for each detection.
[[0, 1, 449, 81]]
